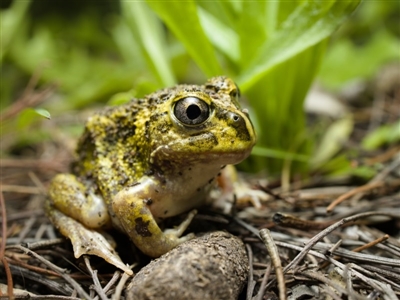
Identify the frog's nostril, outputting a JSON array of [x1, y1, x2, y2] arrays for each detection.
[[226, 111, 253, 142]]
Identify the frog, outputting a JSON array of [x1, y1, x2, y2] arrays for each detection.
[[46, 76, 256, 275]]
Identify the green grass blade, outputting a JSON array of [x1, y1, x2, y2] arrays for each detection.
[[198, 7, 239, 62], [0, 0, 31, 62], [122, 2, 176, 86], [252, 146, 309, 162], [237, 2, 268, 67], [147, 0, 222, 77]]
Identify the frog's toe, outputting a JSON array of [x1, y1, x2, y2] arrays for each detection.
[[72, 228, 133, 275], [164, 209, 197, 238], [49, 209, 133, 275], [178, 232, 196, 243]]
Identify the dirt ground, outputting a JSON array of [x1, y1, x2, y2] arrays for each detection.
[[1, 66, 399, 299]]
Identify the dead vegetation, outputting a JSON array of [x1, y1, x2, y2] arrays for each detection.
[[1, 72, 399, 299]]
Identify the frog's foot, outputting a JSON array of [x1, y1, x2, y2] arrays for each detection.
[[233, 185, 268, 209], [48, 209, 133, 275], [164, 209, 197, 242], [113, 188, 198, 257], [214, 165, 268, 213]]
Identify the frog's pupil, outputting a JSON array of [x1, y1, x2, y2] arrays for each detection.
[[187, 104, 201, 120], [174, 97, 209, 126]]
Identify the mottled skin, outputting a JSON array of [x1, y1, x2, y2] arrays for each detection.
[[46, 77, 256, 275]]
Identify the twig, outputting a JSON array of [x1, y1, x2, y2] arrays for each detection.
[[5, 264, 74, 295], [283, 211, 400, 274], [320, 232, 389, 269], [259, 229, 286, 300], [233, 216, 259, 237], [6, 245, 91, 299], [6, 254, 65, 278], [359, 264, 400, 284], [371, 153, 400, 182], [23, 238, 65, 250], [327, 155, 400, 212], [16, 296, 81, 300], [245, 244, 255, 300], [343, 265, 361, 300], [373, 272, 400, 291], [0, 192, 7, 255], [28, 171, 47, 195], [347, 263, 397, 299], [317, 244, 400, 267], [0, 158, 66, 172], [0, 191, 13, 299], [0, 85, 54, 122], [365, 145, 400, 165], [101, 271, 121, 296], [352, 234, 389, 252], [301, 270, 347, 296], [327, 181, 384, 212], [273, 212, 332, 230], [320, 285, 343, 300], [255, 263, 271, 300], [112, 272, 130, 300], [84, 256, 108, 300], [15, 216, 36, 244], [0, 185, 42, 194], [1, 209, 43, 222], [327, 239, 342, 255]]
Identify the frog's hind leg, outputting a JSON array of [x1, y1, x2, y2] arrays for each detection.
[[46, 174, 133, 275]]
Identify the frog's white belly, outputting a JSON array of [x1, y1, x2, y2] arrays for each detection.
[[131, 163, 222, 220]]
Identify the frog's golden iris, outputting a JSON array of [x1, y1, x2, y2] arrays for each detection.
[[46, 76, 256, 275]]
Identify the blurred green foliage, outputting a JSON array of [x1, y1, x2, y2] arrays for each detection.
[[2, 0, 397, 177], [319, 1, 400, 89], [362, 120, 400, 150]]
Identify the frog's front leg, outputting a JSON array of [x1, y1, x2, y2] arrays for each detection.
[[46, 174, 133, 275], [112, 183, 197, 258]]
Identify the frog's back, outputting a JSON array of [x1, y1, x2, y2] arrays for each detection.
[[72, 99, 153, 198]]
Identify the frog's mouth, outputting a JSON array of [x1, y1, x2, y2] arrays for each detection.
[[151, 132, 255, 166]]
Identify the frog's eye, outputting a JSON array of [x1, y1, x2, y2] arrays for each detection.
[[174, 97, 210, 126]]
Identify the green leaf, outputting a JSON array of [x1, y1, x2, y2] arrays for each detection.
[[17, 108, 49, 129], [238, 0, 361, 91], [244, 41, 328, 173], [34, 108, 51, 119], [147, 0, 222, 77]]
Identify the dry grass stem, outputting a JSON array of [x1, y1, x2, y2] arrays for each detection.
[[259, 229, 286, 300]]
